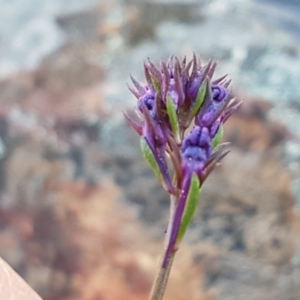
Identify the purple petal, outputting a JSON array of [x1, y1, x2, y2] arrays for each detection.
[[186, 71, 202, 102], [198, 91, 231, 127], [212, 85, 228, 103]]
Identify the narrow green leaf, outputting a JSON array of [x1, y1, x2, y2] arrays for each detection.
[[177, 174, 201, 242], [166, 94, 180, 143], [140, 137, 163, 182], [190, 79, 208, 118], [212, 125, 224, 148]]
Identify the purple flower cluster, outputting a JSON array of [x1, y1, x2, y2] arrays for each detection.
[[124, 54, 241, 267]]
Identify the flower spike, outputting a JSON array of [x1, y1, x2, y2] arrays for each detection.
[[124, 54, 242, 268]]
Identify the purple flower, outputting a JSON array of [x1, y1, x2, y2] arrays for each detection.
[[181, 126, 211, 176], [125, 54, 242, 267], [162, 125, 212, 266], [212, 84, 227, 102], [186, 71, 202, 102]]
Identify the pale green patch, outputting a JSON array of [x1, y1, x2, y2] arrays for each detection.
[[190, 79, 208, 118], [140, 137, 163, 182], [166, 94, 180, 143], [151, 76, 160, 92], [212, 125, 224, 148], [177, 173, 201, 242]]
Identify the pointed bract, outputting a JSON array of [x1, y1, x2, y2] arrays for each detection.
[[177, 173, 201, 242], [123, 111, 142, 135], [130, 75, 146, 95]]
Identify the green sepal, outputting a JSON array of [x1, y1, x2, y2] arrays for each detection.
[[166, 94, 180, 143], [140, 137, 163, 182], [190, 79, 208, 118], [151, 76, 161, 92], [177, 173, 202, 242], [212, 125, 224, 148]]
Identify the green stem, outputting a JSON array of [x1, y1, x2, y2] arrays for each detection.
[[165, 195, 176, 247], [148, 252, 175, 300]]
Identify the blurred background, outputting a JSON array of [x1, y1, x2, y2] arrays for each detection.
[[0, 0, 300, 299]]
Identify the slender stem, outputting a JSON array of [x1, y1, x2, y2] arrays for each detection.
[[149, 196, 177, 300], [165, 195, 177, 247], [149, 253, 175, 300]]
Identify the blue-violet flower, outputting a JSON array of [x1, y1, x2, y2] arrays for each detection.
[[124, 54, 242, 267]]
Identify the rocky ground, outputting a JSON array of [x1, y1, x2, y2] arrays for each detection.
[[0, 1, 300, 299]]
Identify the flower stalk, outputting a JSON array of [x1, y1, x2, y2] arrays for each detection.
[[149, 249, 175, 300]]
